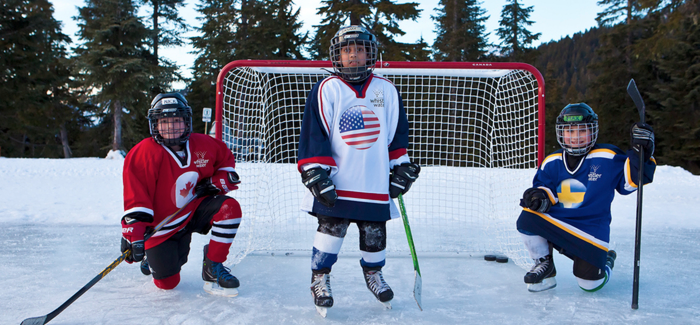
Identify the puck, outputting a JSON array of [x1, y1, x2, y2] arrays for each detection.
[[484, 254, 497, 261], [496, 256, 509, 263]]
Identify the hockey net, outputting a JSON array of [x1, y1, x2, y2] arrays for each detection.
[[216, 60, 544, 269]]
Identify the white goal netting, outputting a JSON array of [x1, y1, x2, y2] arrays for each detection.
[[216, 61, 544, 269]]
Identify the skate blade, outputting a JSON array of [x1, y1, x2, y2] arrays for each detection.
[[315, 306, 328, 317], [203, 281, 239, 297], [381, 301, 392, 309], [527, 277, 557, 292]]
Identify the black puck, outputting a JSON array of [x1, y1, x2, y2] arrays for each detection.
[[484, 254, 497, 261], [496, 256, 509, 263]]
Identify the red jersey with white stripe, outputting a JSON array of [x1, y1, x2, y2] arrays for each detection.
[[297, 74, 410, 221], [123, 133, 237, 249]]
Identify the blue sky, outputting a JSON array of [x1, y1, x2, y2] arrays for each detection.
[[51, 0, 603, 79]]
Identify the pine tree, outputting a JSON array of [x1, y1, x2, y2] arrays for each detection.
[[267, 0, 309, 59], [0, 0, 79, 158], [309, 0, 422, 61], [138, 0, 187, 94], [496, 0, 541, 60], [432, 0, 489, 62], [73, 0, 157, 152], [647, 2, 700, 173]]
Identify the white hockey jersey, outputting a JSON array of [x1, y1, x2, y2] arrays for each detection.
[[297, 74, 410, 221]]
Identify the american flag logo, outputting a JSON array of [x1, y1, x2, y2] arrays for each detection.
[[339, 105, 380, 150]]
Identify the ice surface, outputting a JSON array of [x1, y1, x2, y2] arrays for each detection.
[[1, 158, 699, 324]]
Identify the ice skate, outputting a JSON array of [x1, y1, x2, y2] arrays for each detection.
[[525, 254, 557, 292], [606, 250, 617, 270], [311, 273, 333, 317], [202, 245, 239, 297], [140, 256, 151, 276], [362, 266, 393, 309]]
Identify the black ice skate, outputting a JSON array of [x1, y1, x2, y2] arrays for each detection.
[[606, 250, 617, 270], [202, 244, 239, 297], [524, 254, 557, 292], [362, 266, 393, 309], [311, 272, 333, 317], [140, 256, 151, 276]]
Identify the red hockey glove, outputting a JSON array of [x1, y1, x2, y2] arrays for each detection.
[[120, 212, 152, 263], [194, 171, 241, 197]]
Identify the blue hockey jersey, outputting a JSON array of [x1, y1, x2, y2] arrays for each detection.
[[517, 144, 656, 269], [297, 74, 410, 221]]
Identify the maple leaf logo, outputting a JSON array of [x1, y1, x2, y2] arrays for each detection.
[[180, 182, 194, 198]]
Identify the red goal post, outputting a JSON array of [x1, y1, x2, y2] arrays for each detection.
[[215, 60, 545, 268]]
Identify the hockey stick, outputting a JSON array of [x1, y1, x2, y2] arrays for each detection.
[[627, 79, 645, 310], [20, 195, 198, 325], [397, 193, 423, 311]]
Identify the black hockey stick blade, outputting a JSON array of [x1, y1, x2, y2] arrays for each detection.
[[627, 79, 646, 122], [20, 316, 47, 325]]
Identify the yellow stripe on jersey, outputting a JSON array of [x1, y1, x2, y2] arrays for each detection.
[[523, 208, 609, 252]]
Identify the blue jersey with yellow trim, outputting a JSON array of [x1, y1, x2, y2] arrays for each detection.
[[531, 143, 656, 243]]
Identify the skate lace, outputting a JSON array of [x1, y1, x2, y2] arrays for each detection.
[[212, 262, 235, 281], [311, 274, 332, 298], [365, 270, 389, 294], [529, 257, 550, 275]]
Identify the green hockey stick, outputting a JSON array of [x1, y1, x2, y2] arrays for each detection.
[[20, 195, 198, 325], [398, 193, 423, 311]]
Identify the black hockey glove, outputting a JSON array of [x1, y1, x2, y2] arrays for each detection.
[[195, 171, 241, 197], [520, 188, 552, 213], [389, 162, 421, 198], [630, 122, 654, 161], [301, 167, 337, 208], [120, 212, 153, 263]]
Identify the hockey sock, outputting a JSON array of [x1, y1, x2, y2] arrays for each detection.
[[520, 233, 550, 260], [312, 232, 344, 271], [207, 200, 242, 262], [360, 250, 386, 268], [154, 273, 180, 290], [577, 265, 612, 292]]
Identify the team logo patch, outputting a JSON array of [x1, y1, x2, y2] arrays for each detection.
[[339, 105, 380, 150], [194, 151, 209, 168], [557, 178, 586, 208], [371, 89, 384, 107], [175, 171, 199, 207], [588, 165, 602, 181]]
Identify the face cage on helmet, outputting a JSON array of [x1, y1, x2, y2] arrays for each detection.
[[556, 122, 599, 156], [148, 113, 192, 147], [330, 39, 377, 82]]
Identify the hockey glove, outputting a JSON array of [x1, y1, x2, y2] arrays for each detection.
[[631, 122, 654, 161], [389, 162, 421, 198], [120, 212, 153, 263], [194, 171, 241, 197], [520, 188, 552, 213], [301, 167, 337, 208]]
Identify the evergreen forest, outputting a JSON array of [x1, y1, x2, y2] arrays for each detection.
[[1, 0, 698, 174]]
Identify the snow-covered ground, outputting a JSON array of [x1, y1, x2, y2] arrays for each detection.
[[1, 158, 699, 324]]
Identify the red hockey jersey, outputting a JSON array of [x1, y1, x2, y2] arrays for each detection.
[[123, 133, 237, 249]]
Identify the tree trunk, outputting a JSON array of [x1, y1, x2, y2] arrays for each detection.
[[452, 0, 458, 61], [60, 122, 72, 158], [153, 0, 159, 62], [113, 100, 123, 151]]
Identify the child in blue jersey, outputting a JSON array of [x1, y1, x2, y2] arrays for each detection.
[[297, 25, 420, 313], [517, 103, 656, 292]]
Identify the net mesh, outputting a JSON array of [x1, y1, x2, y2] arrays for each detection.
[[218, 62, 541, 269]]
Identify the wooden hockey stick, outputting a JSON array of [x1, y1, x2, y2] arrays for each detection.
[[398, 193, 423, 311], [20, 195, 198, 325], [627, 79, 646, 310]]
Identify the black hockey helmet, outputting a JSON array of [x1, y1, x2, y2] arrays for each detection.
[[147, 92, 193, 147], [555, 103, 599, 156], [329, 25, 378, 82]]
